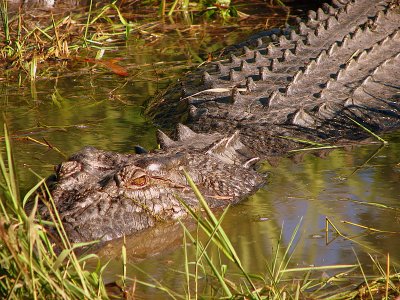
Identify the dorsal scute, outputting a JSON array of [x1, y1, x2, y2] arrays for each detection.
[[176, 123, 197, 141], [156, 130, 175, 149], [287, 108, 316, 128], [206, 131, 257, 167], [158, 126, 225, 152]]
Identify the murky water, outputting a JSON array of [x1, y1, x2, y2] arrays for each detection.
[[1, 1, 400, 298], [96, 138, 400, 298]]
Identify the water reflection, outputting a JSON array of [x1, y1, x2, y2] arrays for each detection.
[[1, 1, 400, 297], [95, 138, 400, 297], [0, 8, 290, 188]]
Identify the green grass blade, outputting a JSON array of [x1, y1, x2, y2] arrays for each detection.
[[277, 135, 328, 147], [178, 219, 234, 297], [281, 264, 358, 273], [0, 123, 109, 299], [347, 116, 387, 144], [182, 170, 261, 299]]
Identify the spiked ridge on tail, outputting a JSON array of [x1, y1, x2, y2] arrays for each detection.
[[149, 0, 400, 157], [46, 0, 400, 243]]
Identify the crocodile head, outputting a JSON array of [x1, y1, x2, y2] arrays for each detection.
[[45, 124, 264, 242]]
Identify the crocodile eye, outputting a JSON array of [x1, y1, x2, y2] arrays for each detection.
[[130, 175, 148, 187], [115, 166, 149, 189]]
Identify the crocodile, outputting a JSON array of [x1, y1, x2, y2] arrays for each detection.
[[45, 0, 400, 243]]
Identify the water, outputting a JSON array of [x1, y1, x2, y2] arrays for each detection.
[[96, 139, 400, 298], [1, 1, 400, 298]]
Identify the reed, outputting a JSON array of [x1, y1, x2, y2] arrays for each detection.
[[0, 124, 108, 299], [1, 123, 399, 299]]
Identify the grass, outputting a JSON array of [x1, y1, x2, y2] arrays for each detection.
[[346, 116, 388, 144], [158, 0, 239, 18], [0, 123, 108, 299], [0, 0, 10, 44], [280, 115, 388, 154], [0, 0, 292, 84], [0, 0, 146, 80], [0, 0, 257, 81], [2, 0, 399, 298], [120, 171, 399, 299], [1, 121, 400, 298]]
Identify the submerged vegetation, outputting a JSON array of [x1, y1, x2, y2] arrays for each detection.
[[0, 0, 141, 78], [0, 0, 289, 81], [0, 125, 109, 299]]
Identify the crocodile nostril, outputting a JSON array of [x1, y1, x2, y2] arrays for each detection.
[[57, 161, 82, 179]]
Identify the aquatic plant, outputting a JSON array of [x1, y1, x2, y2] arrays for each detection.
[[1, 122, 400, 299], [0, 124, 108, 299], [0, 1, 136, 79], [124, 173, 397, 299], [0, 0, 290, 81]]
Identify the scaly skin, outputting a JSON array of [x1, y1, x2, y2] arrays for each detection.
[[149, 0, 400, 156], [46, 127, 263, 242], [46, 0, 400, 242]]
